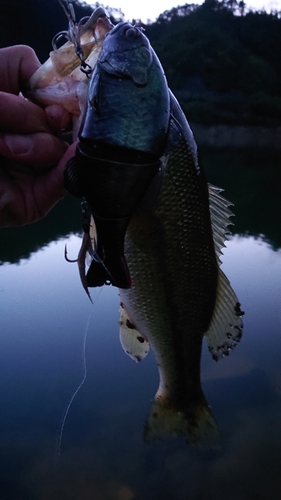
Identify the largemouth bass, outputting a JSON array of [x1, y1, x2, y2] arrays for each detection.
[[62, 21, 244, 445], [27, 9, 244, 445]]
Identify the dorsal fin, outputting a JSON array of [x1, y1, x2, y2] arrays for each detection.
[[205, 184, 244, 361], [208, 183, 234, 263]]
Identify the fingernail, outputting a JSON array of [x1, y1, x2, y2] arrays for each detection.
[[4, 134, 33, 155]]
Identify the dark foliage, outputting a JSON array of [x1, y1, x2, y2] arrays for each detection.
[[0, 0, 94, 61], [144, 0, 281, 125], [0, 0, 280, 125]]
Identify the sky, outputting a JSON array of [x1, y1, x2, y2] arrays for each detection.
[[84, 0, 281, 23]]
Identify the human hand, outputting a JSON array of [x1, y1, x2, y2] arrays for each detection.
[[0, 45, 74, 227]]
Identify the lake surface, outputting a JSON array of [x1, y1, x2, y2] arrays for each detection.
[[0, 147, 280, 500]]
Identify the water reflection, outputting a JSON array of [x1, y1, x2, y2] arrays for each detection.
[[0, 145, 281, 498], [201, 147, 281, 250], [0, 229, 280, 498], [0, 194, 82, 265], [0, 147, 280, 267]]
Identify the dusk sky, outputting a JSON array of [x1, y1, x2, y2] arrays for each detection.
[[84, 0, 281, 23]]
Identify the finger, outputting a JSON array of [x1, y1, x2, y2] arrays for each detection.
[[33, 143, 78, 217], [0, 45, 40, 94], [0, 132, 68, 169], [0, 92, 49, 133], [45, 104, 72, 133], [0, 143, 77, 227]]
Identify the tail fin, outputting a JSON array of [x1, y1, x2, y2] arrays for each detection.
[[143, 397, 219, 447]]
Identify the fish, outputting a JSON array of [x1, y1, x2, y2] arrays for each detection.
[[61, 20, 244, 445], [26, 6, 244, 445]]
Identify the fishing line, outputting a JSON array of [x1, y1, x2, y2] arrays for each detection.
[[55, 288, 103, 466]]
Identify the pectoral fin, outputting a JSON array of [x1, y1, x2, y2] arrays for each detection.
[[119, 305, 150, 362]]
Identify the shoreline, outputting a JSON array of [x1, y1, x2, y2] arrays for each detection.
[[190, 123, 281, 149]]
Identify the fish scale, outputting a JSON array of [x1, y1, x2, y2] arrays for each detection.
[[120, 137, 218, 411]]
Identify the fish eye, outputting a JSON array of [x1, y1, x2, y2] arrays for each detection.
[[125, 27, 138, 38]]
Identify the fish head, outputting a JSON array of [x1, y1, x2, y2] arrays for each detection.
[[79, 21, 170, 155], [64, 22, 170, 289], [98, 22, 152, 86]]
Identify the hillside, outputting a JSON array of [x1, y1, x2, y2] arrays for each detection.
[[144, 1, 281, 126], [0, 0, 280, 126]]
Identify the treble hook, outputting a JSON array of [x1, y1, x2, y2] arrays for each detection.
[[53, 0, 83, 58], [53, 1, 112, 76]]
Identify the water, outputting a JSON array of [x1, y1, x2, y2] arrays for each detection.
[[0, 147, 280, 500]]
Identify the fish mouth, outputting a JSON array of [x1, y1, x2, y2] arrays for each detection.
[[64, 140, 161, 288]]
